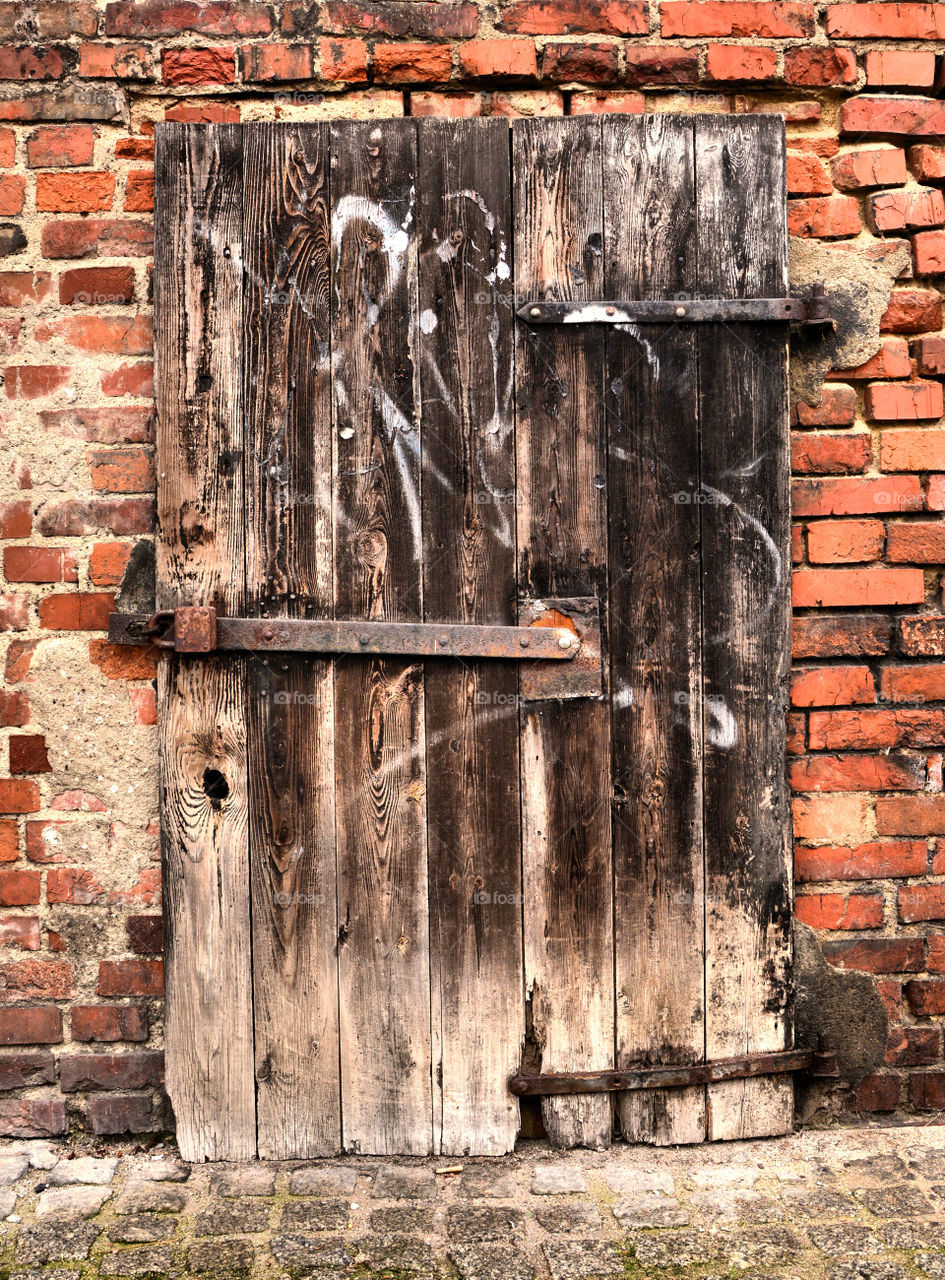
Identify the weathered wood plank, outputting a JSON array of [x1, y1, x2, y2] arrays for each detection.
[[242, 123, 340, 1158], [604, 115, 707, 1147], [330, 119, 432, 1155], [154, 122, 255, 1160], [417, 118, 523, 1156], [513, 116, 614, 1150], [696, 114, 793, 1141]]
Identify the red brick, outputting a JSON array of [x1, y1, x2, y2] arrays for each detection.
[[0, 959, 71, 999], [792, 616, 892, 660], [876, 979, 903, 1021], [79, 42, 154, 78], [0, 499, 31, 538], [793, 752, 926, 793], [909, 145, 945, 184], [905, 977, 945, 1013], [4, 365, 71, 399], [793, 792, 872, 842], [317, 1, 478, 38], [98, 958, 163, 996], [795, 840, 927, 881], [72, 1004, 149, 1042], [791, 432, 870, 475], [0, 128, 13, 166], [899, 883, 945, 921], [0, 175, 23, 215], [790, 665, 875, 707], [793, 568, 925, 608], [36, 496, 154, 536], [9, 735, 50, 774], [0, 272, 53, 306], [101, 362, 154, 397], [3, 546, 77, 583], [0, 869, 40, 904], [115, 136, 155, 160], [40, 407, 153, 443], [623, 46, 698, 84], [46, 867, 105, 905], [831, 148, 908, 193], [789, 136, 840, 160], [849, 1072, 900, 1112], [900, 615, 945, 655], [786, 152, 832, 197], [809, 707, 945, 749], [909, 1071, 945, 1109], [788, 196, 861, 239], [0, 781, 39, 815], [842, 97, 945, 140], [241, 42, 313, 80], [0, 1051, 54, 1088], [887, 525, 945, 565], [89, 541, 132, 587], [823, 936, 926, 972], [35, 315, 152, 355], [885, 289, 945, 334], [59, 1049, 163, 1091], [929, 934, 945, 971], [373, 43, 453, 82], [0, 1005, 62, 1044], [830, 338, 912, 380], [162, 46, 235, 84], [497, 0, 647, 34], [59, 266, 135, 306], [0, 595, 29, 634], [828, 4, 945, 38], [39, 592, 115, 631], [36, 172, 115, 214], [866, 49, 937, 88], [0, 690, 30, 725], [542, 42, 618, 83], [784, 45, 855, 86], [795, 892, 884, 930], [870, 187, 945, 233], [912, 229, 945, 275], [793, 476, 923, 517], [90, 637, 157, 681], [127, 914, 163, 954], [41, 218, 152, 259], [880, 429, 945, 472], [886, 1026, 941, 1066], [106, 0, 273, 36], [164, 101, 241, 123], [86, 1092, 162, 1135], [88, 446, 155, 493], [661, 1, 813, 36], [570, 91, 644, 115], [0, 46, 64, 79], [928, 475, 945, 510], [130, 687, 157, 726], [867, 380, 943, 422], [0, 822, 17, 862], [806, 519, 884, 564], [318, 37, 368, 80], [705, 43, 777, 81], [459, 39, 537, 79]]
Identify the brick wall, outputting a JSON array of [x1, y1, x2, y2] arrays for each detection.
[[1, 0, 944, 1139]]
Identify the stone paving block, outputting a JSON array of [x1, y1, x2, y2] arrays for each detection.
[[611, 1192, 689, 1228], [195, 1200, 271, 1235], [882, 1222, 945, 1249], [690, 1188, 784, 1222], [917, 1257, 945, 1280], [456, 1170, 520, 1199], [0, 1188, 14, 1216], [211, 1165, 276, 1196], [47, 1157, 118, 1186], [9, 1272, 81, 1280], [35, 1185, 111, 1217], [855, 1184, 934, 1217], [281, 1198, 352, 1232], [100, 1246, 175, 1276], [846, 1155, 913, 1183], [17, 1219, 102, 1265], [451, 1243, 537, 1280], [733, 1226, 807, 1263], [690, 1163, 760, 1189], [108, 1212, 178, 1243], [21, 1143, 58, 1170], [534, 1203, 602, 1232], [369, 1206, 436, 1233], [372, 1165, 438, 1200], [809, 1223, 883, 1255], [829, 1263, 909, 1280], [188, 1238, 256, 1273], [113, 1182, 188, 1214], [0, 1154, 29, 1184], [289, 1165, 358, 1196], [271, 1233, 351, 1273], [355, 1233, 439, 1273], [446, 1204, 525, 1243], [631, 1228, 725, 1268], [781, 1185, 857, 1216], [603, 1166, 674, 1195], [532, 1164, 587, 1194], [542, 1240, 624, 1279], [140, 1157, 190, 1182], [908, 1148, 945, 1179]]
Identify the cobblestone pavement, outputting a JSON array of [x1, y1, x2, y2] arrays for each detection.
[[1, 1123, 944, 1279]]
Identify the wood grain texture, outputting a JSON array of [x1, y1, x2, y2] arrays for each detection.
[[417, 119, 523, 1156], [696, 114, 793, 1141], [242, 123, 340, 1158], [330, 119, 432, 1155], [154, 122, 255, 1160], [513, 117, 614, 1150], [604, 115, 707, 1147]]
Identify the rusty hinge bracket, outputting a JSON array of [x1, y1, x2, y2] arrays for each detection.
[[517, 283, 832, 330], [508, 1042, 840, 1097], [108, 600, 603, 698]]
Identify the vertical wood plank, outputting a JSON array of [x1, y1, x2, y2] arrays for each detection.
[[604, 115, 707, 1147], [696, 114, 793, 1141], [154, 122, 256, 1160], [242, 123, 340, 1158], [417, 118, 523, 1156], [330, 119, 432, 1155], [513, 117, 614, 1150]]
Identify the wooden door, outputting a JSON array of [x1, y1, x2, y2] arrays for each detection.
[[152, 114, 791, 1160]]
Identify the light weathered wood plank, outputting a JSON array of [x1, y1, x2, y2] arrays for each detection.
[[154, 122, 255, 1160], [330, 119, 432, 1155], [513, 116, 614, 1150], [696, 114, 793, 1141], [242, 123, 340, 1158], [417, 118, 523, 1156], [604, 115, 707, 1147]]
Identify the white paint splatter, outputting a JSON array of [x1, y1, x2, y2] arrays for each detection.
[[420, 309, 438, 334], [706, 697, 738, 750]]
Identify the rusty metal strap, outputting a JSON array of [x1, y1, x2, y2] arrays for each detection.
[[518, 286, 831, 329], [508, 1046, 839, 1097]]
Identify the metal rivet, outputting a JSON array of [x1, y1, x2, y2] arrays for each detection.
[[519, 635, 530, 648], [529, 306, 541, 318], [439, 635, 448, 646], [558, 634, 573, 649], [675, 305, 686, 317], [605, 306, 615, 316], [359, 634, 370, 645]]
